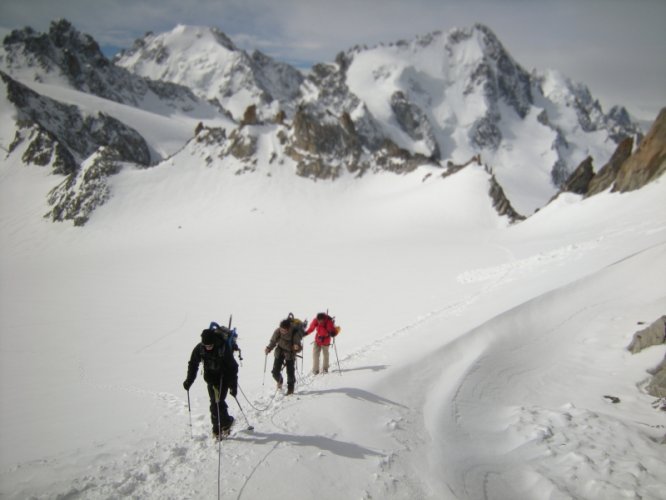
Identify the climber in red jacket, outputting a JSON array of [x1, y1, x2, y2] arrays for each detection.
[[304, 312, 337, 374]]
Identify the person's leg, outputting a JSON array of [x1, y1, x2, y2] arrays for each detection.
[[312, 344, 321, 374], [271, 353, 284, 388], [219, 383, 233, 430], [286, 359, 296, 394], [207, 384, 220, 435], [322, 345, 330, 373]]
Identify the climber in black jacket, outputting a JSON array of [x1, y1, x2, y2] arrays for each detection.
[[183, 327, 238, 438]]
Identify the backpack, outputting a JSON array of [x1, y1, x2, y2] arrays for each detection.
[[209, 321, 242, 358], [286, 313, 307, 351], [320, 313, 341, 337]]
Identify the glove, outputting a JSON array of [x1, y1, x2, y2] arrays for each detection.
[[293, 344, 302, 352], [183, 379, 193, 391], [265, 346, 271, 355], [229, 382, 238, 398]]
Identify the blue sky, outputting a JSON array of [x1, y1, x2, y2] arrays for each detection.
[[1, 0, 664, 122]]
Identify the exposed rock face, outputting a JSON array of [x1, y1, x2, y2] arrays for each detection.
[[627, 316, 666, 354], [2, 71, 152, 165], [2, 20, 209, 113], [613, 108, 666, 193], [390, 91, 440, 159], [457, 24, 533, 152], [240, 105, 259, 127], [544, 109, 665, 207], [287, 104, 361, 179], [561, 156, 595, 195], [46, 147, 123, 226], [488, 173, 525, 223], [627, 316, 666, 399], [9, 123, 77, 175], [647, 356, 666, 399], [586, 137, 634, 196], [606, 105, 644, 144]]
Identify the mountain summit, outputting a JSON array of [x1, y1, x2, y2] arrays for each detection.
[[0, 20, 655, 225], [114, 24, 304, 120]]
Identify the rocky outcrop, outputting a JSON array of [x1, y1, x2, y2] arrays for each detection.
[[613, 108, 666, 193], [46, 147, 123, 226], [2, 20, 209, 113], [627, 316, 666, 354], [647, 357, 666, 399], [9, 123, 77, 175], [286, 105, 362, 179], [561, 156, 595, 195], [488, 173, 525, 223], [240, 105, 259, 127], [2, 71, 152, 166], [627, 316, 666, 399], [586, 137, 634, 196], [390, 91, 440, 159]]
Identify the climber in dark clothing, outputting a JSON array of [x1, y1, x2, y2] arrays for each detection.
[[183, 327, 239, 438]]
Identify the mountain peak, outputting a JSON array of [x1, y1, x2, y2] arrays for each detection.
[[115, 24, 304, 120]]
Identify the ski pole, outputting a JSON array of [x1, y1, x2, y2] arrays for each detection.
[[333, 338, 342, 375], [233, 393, 255, 431], [186, 390, 193, 438]]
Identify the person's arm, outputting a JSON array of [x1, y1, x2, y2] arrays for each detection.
[[305, 318, 317, 334], [183, 345, 201, 390], [265, 329, 279, 354]]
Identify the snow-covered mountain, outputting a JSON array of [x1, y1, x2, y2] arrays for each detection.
[[0, 20, 224, 117], [114, 24, 304, 120], [0, 20, 654, 226]]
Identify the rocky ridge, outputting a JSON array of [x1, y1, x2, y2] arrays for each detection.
[[558, 108, 666, 199], [1, 20, 660, 226]]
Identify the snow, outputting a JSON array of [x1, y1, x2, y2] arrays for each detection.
[[2, 121, 666, 500], [13, 80, 232, 159], [341, 28, 628, 217]]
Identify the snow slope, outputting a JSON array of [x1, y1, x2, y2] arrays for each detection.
[[1, 135, 665, 499]]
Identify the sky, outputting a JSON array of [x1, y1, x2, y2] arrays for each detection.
[[1, 0, 664, 123]]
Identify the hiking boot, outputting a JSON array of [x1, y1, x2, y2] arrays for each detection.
[[221, 416, 235, 432], [323, 369, 328, 374], [287, 387, 294, 395], [312, 370, 319, 375]]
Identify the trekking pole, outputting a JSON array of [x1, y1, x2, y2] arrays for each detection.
[[233, 393, 255, 431], [215, 393, 222, 500], [333, 338, 342, 375], [186, 390, 193, 438], [216, 376, 224, 500], [262, 353, 268, 386]]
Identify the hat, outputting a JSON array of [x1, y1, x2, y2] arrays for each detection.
[[280, 319, 291, 329], [201, 329, 217, 345]]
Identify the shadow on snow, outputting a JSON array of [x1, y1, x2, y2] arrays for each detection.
[[232, 431, 383, 459]]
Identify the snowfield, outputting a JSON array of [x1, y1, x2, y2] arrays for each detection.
[[1, 138, 665, 499]]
